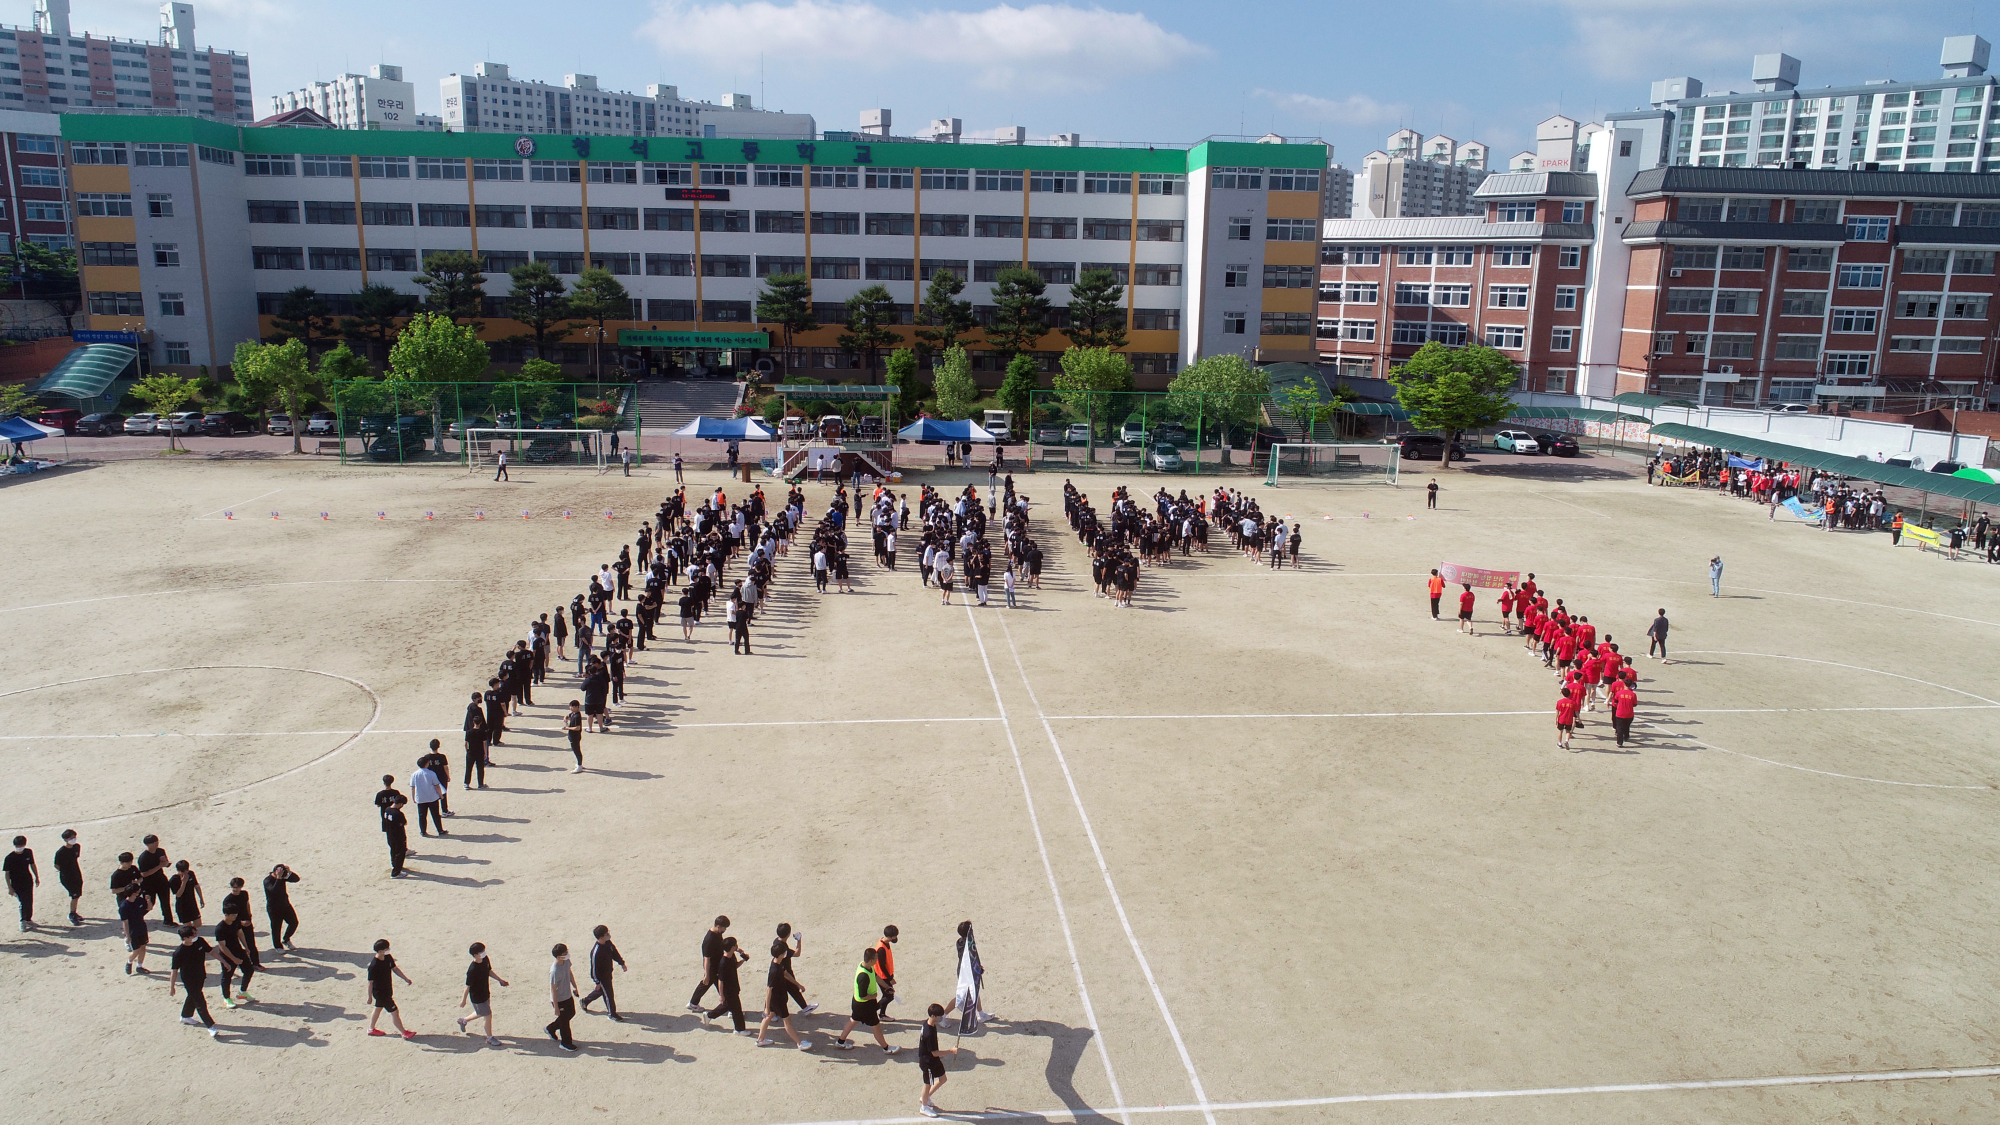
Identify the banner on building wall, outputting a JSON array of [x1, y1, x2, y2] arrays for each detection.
[[1439, 562, 1520, 588], [618, 330, 769, 348]]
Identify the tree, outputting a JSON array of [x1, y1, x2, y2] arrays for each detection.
[[1388, 341, 1519, 468], [1053, 346, 1134, 442], [505, 262, 571, 359], [931, 345, 977, 420], [269, 286, 337, 356], [912, 269, 975, 360], [566, 267, 630, 381], [231, 338, 316, 454], [1065, 268, 1128, 350], [754, 272, 818, 362], [1166, 354, 1270, 449], [316, 341, 372, 384], [1278, 383, 1322, 441], [388, 312, 492, 451], [997, 353, 1038, 424], [884, 348, 923, 421], [341, 283, 418, 365], [986, 267, 1049, 358], [412, 250, 489, 329], [0, 380, 40, 417], [838, 284, 900, 384], [129, 373, 200, 451], [15, 242, 79, 328]]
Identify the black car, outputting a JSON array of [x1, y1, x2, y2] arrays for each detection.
[[75, 412, 125, 436], [200, 411, 257, 436], [1532, 431, 1580, 457], [525, 436, 576, 463], [365, 430, 427, 462], [357, 413, 396, 436], [1393, 434, 1470, 461], [1153, 423, 1191, 447], [393, 414, 433, 437]]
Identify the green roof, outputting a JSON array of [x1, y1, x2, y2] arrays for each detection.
[[1338, 402, 1411, 419], [57, 116, 1328, 175], [1650, 421, 2000, 505], [30, 343, 136, 400]]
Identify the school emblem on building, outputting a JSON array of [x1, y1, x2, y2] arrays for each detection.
[[514, 135, 536, 157]]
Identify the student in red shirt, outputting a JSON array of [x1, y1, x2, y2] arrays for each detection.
[[1573, 617, 1596, 651], [1457, 584, 1476, 635], [1540, 617, 1561, 666], [1498, 585, 1515, 635], [1555, 688, 1581, 751], [1579, 652, 1605, 709], [1553, 628, 1578, 675], [1609, 680, 1638, 747], [1518, 573, 1537, 612]]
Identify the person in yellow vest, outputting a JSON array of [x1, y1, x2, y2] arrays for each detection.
[[832, 946, 898, 1053]]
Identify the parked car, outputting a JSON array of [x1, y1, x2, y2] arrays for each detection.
[[1532, 431, 1580, 456], [1929, 460, 1967, 474], [1153, 423, 1190, 447], [1066, 423, 1093, 445], [1119, 419, 1147, 446], [200, 411, 257, 436], [393, 414, 433, 437], [1391, 433, 1470, 462], [76, 412, 126, 436], [1149, 443, 1184, 471], [1769, 403, 1811, 414], [1032, 424, 1066, 444], [446, 418, 483, 437], [1493, 429, 1540, 453], [305, 411, 338, 436], [267, 413, 293, 436], [356, 413, 395, 436], [525, 435, 576, 463], [124, 413, 161, 434], [166, 411, 206, 435], [36, 408, 80, 434], [365, 430, 427, 462]]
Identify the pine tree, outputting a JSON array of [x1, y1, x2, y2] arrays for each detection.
[[838, 285, 901, 384], [269, 286, 337, 357], [912, 269, 976, 360], [412, 250, 488, 330], [505, 262, 572, 361], [1065, 268, 1127, 349], [754, 272, 819, 362], [985, 268, 1049, 358]]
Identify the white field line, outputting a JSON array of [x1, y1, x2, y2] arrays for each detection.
[[193, 486, 283, 519]]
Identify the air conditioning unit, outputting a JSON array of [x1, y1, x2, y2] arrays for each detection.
[[1719, 364, 1735, 374], [1670, 269, 1683, 277]]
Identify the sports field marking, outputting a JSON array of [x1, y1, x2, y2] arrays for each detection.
[[0, 665, 381, 834], [996, 612, 1217, 1125], [0, 717, 1006, 740], [961, 606, 1130, 1123], [194, 486, 282, 519], [0, 576, 582, 614], [1042, 705, 2000, 720], [1529, 490, 1612, 517], [732, 1061, 2000, 1125]]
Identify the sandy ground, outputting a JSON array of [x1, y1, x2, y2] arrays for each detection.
[[2, 453, 1999, 1125]]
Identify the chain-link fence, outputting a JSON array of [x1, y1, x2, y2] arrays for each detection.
[[1018, 389, 1362, 476], [328, 381, 635, 466]]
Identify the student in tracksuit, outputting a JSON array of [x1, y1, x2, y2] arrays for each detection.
[[580, 925, 627, 1021]]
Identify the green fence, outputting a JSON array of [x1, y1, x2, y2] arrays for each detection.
[[327, 381, 635, 466], [1019, 389, 1362, 476]]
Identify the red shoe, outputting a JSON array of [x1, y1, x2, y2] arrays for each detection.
[[401, 1030, 417, 1040], [368, 1029, 388, 1037]]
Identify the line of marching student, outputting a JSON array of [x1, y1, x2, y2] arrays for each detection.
[[1427, 570, 1666, 752]]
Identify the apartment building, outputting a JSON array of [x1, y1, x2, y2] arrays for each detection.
[[1321, 162, 1353, 219], [13, 1, 251, 121], [54, 114, 1328, 384], [269, 65, 417, 131], [0, 107, 72, 251], [1316, 171, 1597, 391], [439, 63, 813, 141], [1356, 130, 1490, 218]]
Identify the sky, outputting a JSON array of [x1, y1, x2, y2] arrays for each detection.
[[75, 0, 2000, 161]]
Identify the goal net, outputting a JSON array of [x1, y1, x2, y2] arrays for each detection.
[[465, 428, 610, 471], [1264, 443, 1400, 487]]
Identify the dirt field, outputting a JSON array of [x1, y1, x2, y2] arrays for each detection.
[[2, 453, 1999, 1125]]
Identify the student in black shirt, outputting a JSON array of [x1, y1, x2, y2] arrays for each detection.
[[463, 694, 489, 790], [216, 906, 255, 1006], [381, 804, 410, 878], [3, 836, 37, 931], [169, 925, 218, 1036], [917, 1002, 961, 1117], [687, 915, 728, 1010], [456, 942, 509, 1046], [109, 852, 139, 908], [137, 835, 171, 923], [53, 829, 82, 925], [580, 924, 628, 1021], [701, 935, 748, 1031], [366, 938, 414, 1038], [220, 877, 260, 969], [263, 865, 300, 949]]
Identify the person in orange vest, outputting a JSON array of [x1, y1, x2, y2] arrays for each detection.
[[1891, 511, 1904, 546], [1427, 569, 1445, 620], [871, 925, 899, 1014]]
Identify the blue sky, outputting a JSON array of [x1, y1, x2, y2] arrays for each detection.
[[88, 0, 2000, 160]]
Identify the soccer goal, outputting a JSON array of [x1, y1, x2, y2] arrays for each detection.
[[1264, 443, 1400, 487], [465, 428, 610, 471]]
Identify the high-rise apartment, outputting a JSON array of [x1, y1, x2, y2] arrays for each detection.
[[269, 65, 418, 131], [1356, 130, 1490, 218], [11, 1, 250, 122], [439, 64, 813, 140]]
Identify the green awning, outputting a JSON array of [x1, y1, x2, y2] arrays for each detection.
[[1507, 406, 1649, 423], [1337, 402, 1410, 419], [29, 343, 137, 400], [1650, 422, 2000, 506]]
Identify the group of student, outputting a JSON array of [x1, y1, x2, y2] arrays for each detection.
[[908, 480, 1033, 608]]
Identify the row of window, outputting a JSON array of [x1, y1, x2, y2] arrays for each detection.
[[1671, 244, 1996, 276], [1313, 282, 1584, 310], [1216, 311, 1314, 336], [1675, 198, 2000, 228], [1663, 289, 1991, 320], [1320, 244, 1577, 268], [1314, 319, 1564, 351], [1650, 331, 1975, 363], [1208, 166, 1321, 192], [1225, 217, 1316, 242], [1493, 201, 1589, 223]]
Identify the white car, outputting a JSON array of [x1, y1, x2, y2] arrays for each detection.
[[1769, 403, 1810, 414], [166, 411, 205, 434], [1148, 443, 1183, 471], [124, 412, 160, 434], [1119, 419, 1147, 446], [1494, 429, 1540, 453]]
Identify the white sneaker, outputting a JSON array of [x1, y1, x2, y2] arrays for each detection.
[[882, 1044, 899, 1055], [920, 1106, 941, 1118], [208, 1028, 219, 1039], [181, 1016, 202, 1026], [799, 1002, 818, 1015], [572, 766, 584, 773], [797, 1039, 812, 1050]]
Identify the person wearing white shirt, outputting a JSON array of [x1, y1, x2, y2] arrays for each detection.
[[409, 762, 447, 838], [812, 548, 829, 593]]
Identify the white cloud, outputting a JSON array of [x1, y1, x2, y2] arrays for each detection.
[[1538, 0, 1927, 84], [1254, 89, 1409, 129], [641, 1, 1204, 90]]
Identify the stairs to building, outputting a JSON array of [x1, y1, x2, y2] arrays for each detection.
[[631, 380, 745, 436]]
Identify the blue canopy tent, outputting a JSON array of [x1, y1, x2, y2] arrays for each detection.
[[1, 412, 66, 471], [897, 418, 996, 443], [671, 416, 775, 440]]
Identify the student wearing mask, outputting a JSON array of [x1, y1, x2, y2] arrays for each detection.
[[457, 942, 510, 1047]]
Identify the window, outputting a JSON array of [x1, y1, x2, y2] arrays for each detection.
[[1027, 170, 1076, 193], [589, 207, 638, 231], [1904, 248, 1950, 274], [1837, 264, 1885, 288], [588, 252, 638, 276], [921, 169, 968, 191], [307, 246, 361, 271], [1431, 285, 1470, 307], [81, 242, 137, 266], [704, 300, 753, 323], [1267, 170, 1319, 191], [419, 203, 470, 228], [162, 341, 191, 365], [1322, 245, 1380, 265], [1262, 264, 1313, 288], [1960, 203, 2000, 227], [1227, 216, 1252, 241], [1429, 322, 1469, 345], [920, 259, 968, 281], [416, 157, 466, 181], [21, 199, 64, 222], [1845, 215, 1890, 241], [1338, 319, 1376, 341], [1084, 171, 1130, 194], [699, 209, 748, 233], [1672, 246, 1718, 270], [1394, 282, 1430, 305], [1137, 173, 1185, 195], [534, 251, 586, 275], [1680, 200, 1724, 221], [1266, 217, 1315, 241], [1938, 293, 1989, 318], [1338, 281, 1378, 303], [646, 299, 695, 320], [1713, 290, 1759, 315], [1399, 246, 1434, 265], [1438, 248, 1473, 265], [15, 135, 58, 155], [246, 200, 298, 224], [303, 200, 354, 225], [1028, 261, 1076, 285], [473, 251, 524, 274], [87, 291, 144, 315], [1708, 333, 1755, 358], [366, 248, 417, 272], [1495, 201, 1536, 222], [198, 146, 235, 166], [974, 169, 1023, 192], [1953, 250, 1995, 275], [1493, 247, 1534, 267], [813, 256, 861, 280], [1392, 321, 1429, 345], [1026, 216, 1076, 240], [1725, 198, 1770, 222], [1793, 201, 1838, 223], [972, 214, 1021, 238], [1543, 369, 1571, 393], [477, 204, 527, 229], [921, 214, 969, 238], [1910, 204, 1957, 226], [813, 211, 861, 235], [1221, 312, 1247, 334], [755, 210, 806, 234], [152, 242, 179, 267], [1488, 285, 1529, 309], [585, 162, 637, 185], [866, 258, 914, 281], [19, 165, 60, 187], [361, 202, 413, 227], [1080, 217, 1130, 240], [75, 193, 132, 217], [1132, 308, 1180, 330], [1261, 311, 1310, 335], [1652, 331, 1676, 354], [868, 167, 915, 190], [1560, 201, 1586, 223], [1823, 352, 1873, 377], [1780, 291, 1826, 316], [1787, 246, 1833, 271], [642, 207, 692, 232], [1132, 264, 1181, 286], [972, 260, 1015, 283], [1559, 245, 1583, 268], [1667, 289, 1714, 314], [1225, 264, 1252, 289], [1210, 166, 1263, 189], [250, 245, 304, 271], [357, 156, 409, 179], [69, 140, 126, 165], [645, 253, 694, 276], [811, 166, 859, 189], [1829, 307, 1878, 332], [1137, 219, 1185, 242], [1550, 327, 1574, 351], [301, 154, 351, 178], [1774, 336, 1820, 359], [1485, 325, 1526, 349], [1554, 286, 1579, 310], [147, 193, 174, 218]]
